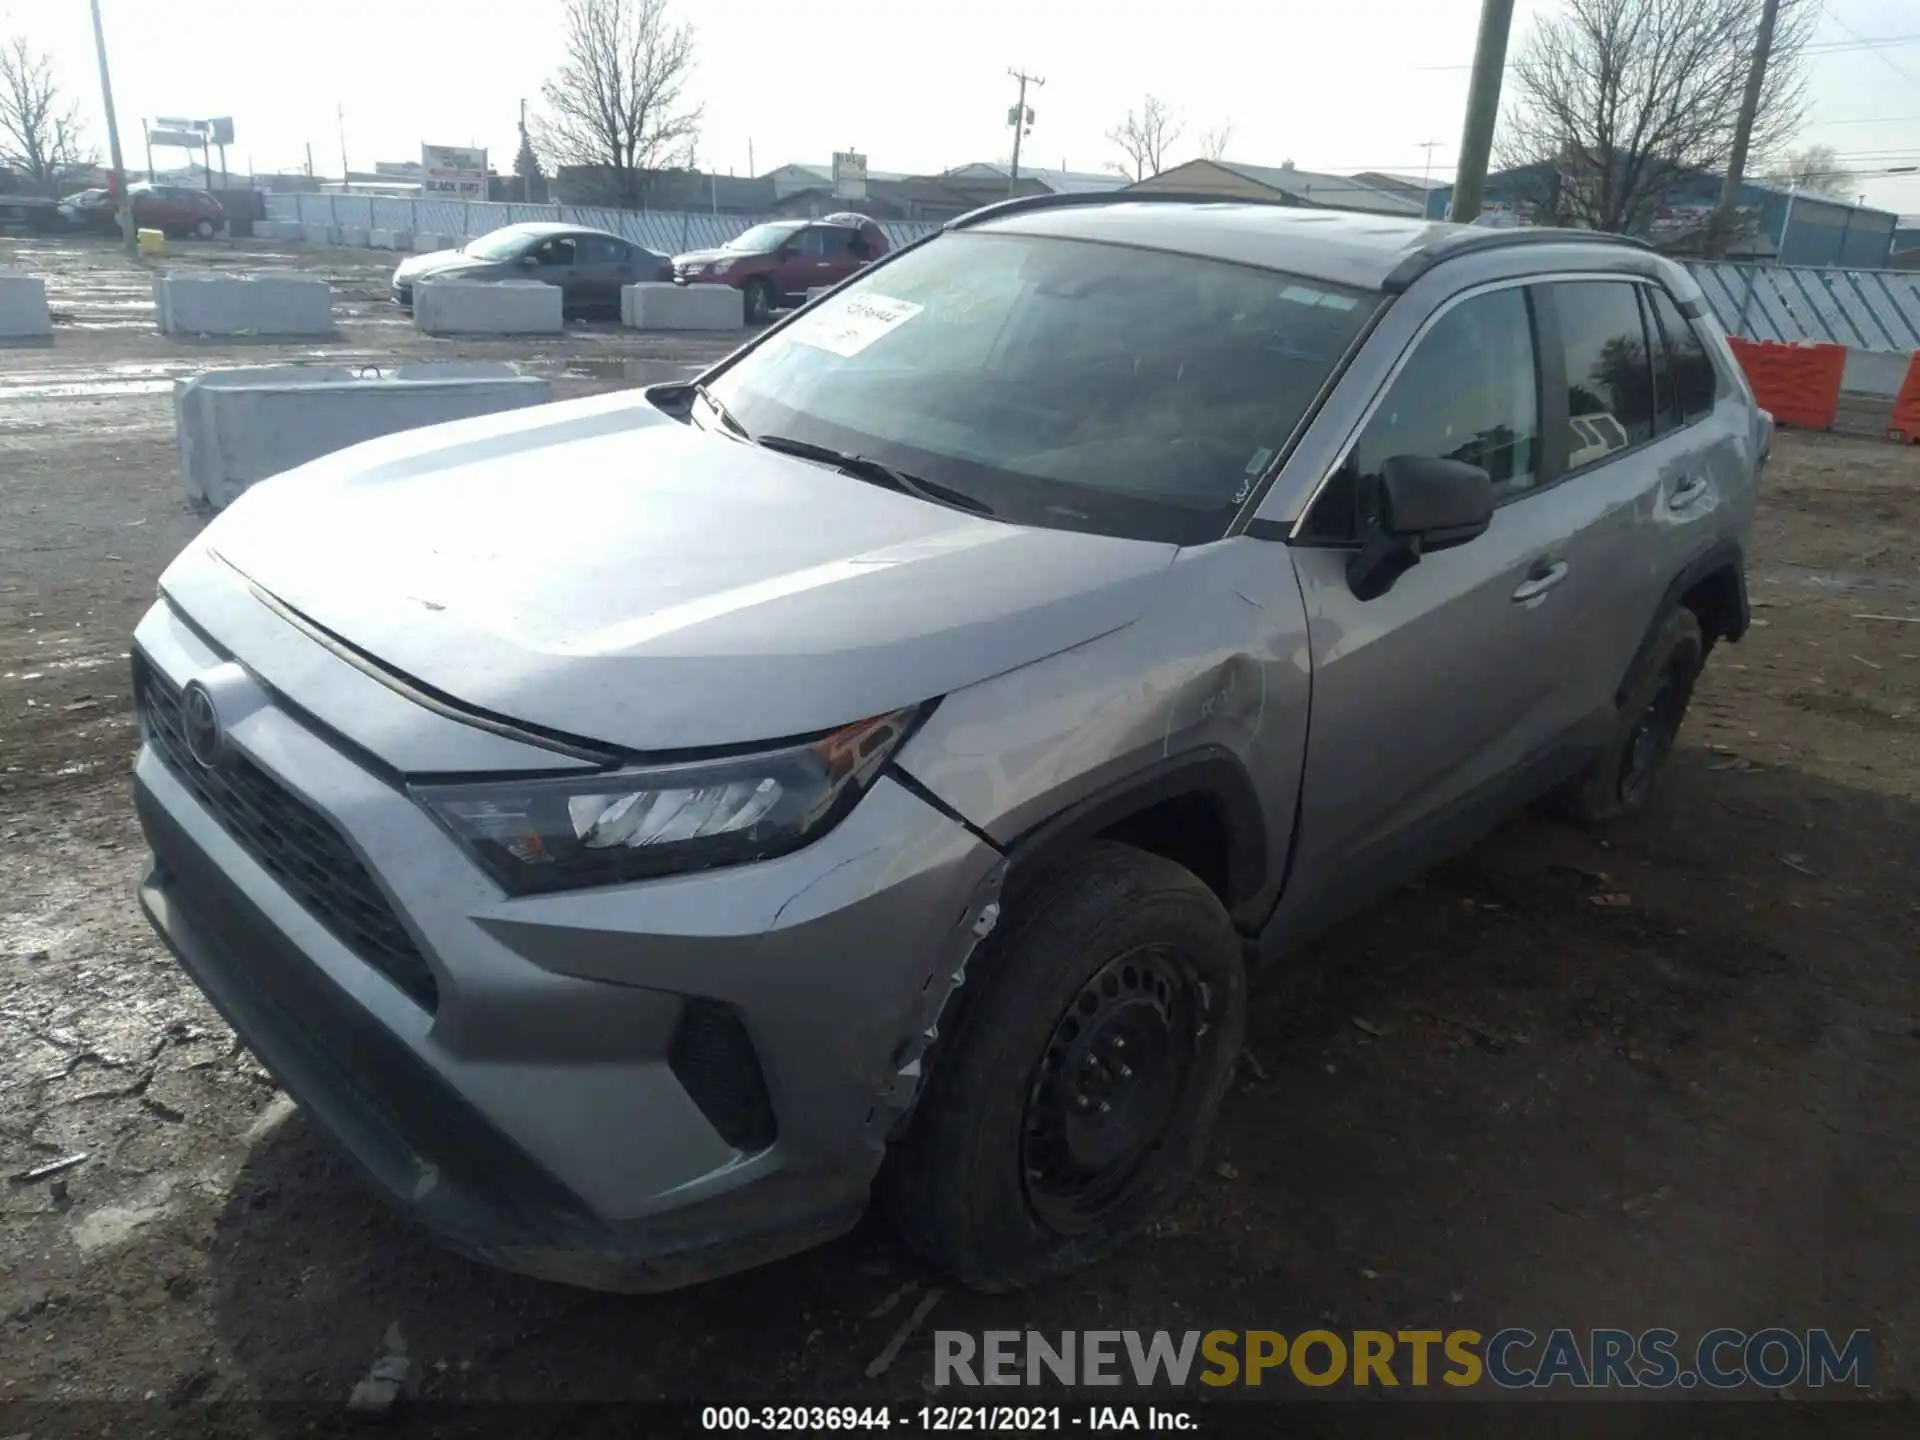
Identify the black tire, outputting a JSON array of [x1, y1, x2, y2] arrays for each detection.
[[742, 278, 775, 324], [1559, 606, 1703, 824], [194, 218, 217, 240], [879, 842, 1246, 1292]]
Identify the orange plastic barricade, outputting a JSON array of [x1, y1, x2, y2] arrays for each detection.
[[1725, 337, 1846, 431], [1890, 352, 1920, 445]]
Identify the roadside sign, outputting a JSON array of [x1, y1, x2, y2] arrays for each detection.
[[422, 144, 488, 201]]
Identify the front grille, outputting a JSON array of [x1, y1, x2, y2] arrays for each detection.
[[392, 282, 413, 306], [134, 654, 439, 1011]]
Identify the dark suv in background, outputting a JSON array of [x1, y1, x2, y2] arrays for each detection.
[[673, 213, 889, 322]]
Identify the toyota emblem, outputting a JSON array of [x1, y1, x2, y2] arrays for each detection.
[[181, 680, 224, 768]]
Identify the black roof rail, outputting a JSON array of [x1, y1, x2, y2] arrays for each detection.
[[1382, 226, 1655, 292], [947, 189, 1307, 230]]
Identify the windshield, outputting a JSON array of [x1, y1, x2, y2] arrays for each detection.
[[706, 231, 1378, 544], [463, 228, 533, 260], [726, 221, 805, 254]]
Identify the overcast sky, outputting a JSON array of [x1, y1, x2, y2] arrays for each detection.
[[8, 0, 1917, 214]]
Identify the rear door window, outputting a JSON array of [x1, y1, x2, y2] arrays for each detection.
[[1646, 286, 1718, 424], [1546, 281, 1657, 466]]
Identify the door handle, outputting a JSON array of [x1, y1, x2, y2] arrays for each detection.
[[1511, 560, 1570, 603], [1670, 475, 1710, 510]]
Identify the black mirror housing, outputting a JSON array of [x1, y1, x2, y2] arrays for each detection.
[[1377, 454, 1494, 550], [1346, 455, 1494, 601]]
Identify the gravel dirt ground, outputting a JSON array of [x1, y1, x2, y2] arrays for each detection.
[[1, 236, 1917, 1416]]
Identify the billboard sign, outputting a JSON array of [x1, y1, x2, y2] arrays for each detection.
[[422, 144, 488, 200], [832, 150, 868, 200]]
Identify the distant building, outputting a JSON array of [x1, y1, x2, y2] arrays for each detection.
[[1127, 160, 1423, 216], [1424, 163, 1900, 268], [552, 165, 776, 212]]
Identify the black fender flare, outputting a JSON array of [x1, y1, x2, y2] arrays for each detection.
[[1615, 538, 1749, 709], [1000, 746, 1270, 912]]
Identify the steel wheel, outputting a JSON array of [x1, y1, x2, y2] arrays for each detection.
[[1020, 944, 1202, 1235]]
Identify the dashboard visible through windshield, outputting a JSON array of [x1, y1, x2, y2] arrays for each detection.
[[705, 231, 1379, 544]]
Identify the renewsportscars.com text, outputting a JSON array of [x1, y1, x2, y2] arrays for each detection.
[[933, 1328, 1872, 1390]]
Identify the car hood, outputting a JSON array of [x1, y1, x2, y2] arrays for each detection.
[[674, 248, 749, 266], [186, 390, 1177, 753], [394, 250, 501, 282]]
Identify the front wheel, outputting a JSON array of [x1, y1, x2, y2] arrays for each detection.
[[742, 277, 776, 324], [1559, 606, 1703, 823], [879, 843, 1246, 1292]]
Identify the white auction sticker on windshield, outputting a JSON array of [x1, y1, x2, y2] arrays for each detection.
[[790, 294, 924, 357]]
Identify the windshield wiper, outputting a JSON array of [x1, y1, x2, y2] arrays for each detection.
[[692, 383, 754, 441], [754, 435, 994, 516]]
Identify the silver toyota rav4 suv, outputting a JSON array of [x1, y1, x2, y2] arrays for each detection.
[[132, 195, 1766, 1294]]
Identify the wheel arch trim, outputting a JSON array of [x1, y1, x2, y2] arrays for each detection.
[[999, 746, 1270, 912]]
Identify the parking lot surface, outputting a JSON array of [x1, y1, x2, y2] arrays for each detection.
[[2, 237, 1917, 1408]]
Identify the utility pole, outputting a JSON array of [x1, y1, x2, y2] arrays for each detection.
[[1418, 139, 1442, 213], [1706, 0, 1782, 259], [1006, 69, 1045, 196], [141, 119, 154, 182], [1448, 0, 1517, 223], [338, 105, 350, 190], [88, 0, 137, 254]]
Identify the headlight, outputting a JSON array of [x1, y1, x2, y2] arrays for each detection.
[[412, 705, 927, 896], [707, 259, 734, 276]]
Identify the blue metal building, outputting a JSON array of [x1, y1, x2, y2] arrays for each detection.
[[1425, 164, 1899, 269]]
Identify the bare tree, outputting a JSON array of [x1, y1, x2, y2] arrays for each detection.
[[1106, 95, 1183, 182], [0, 36, 92, 197], [1198, 121, 1233, 162], [1497, 0, 1812, 235], [535, 0, 702, 208], [1767, 142, 1852, 197]]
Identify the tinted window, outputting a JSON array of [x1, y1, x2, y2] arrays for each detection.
[[533, 236, 577, 266], [581, 236, 626, 264], [1304, 286, 1539, 539], [1647, 286, 1717, 423], [727, 221, 805, 253], [788, 228, 827, 256], [707, 231, 1376, 545], [1550, 281, 1656, 465]]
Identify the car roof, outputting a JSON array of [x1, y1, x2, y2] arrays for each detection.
[[489, 221, 628, 241], [954, 194, 1656, 294]]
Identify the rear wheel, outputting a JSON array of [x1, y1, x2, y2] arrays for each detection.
[[193, 218, 217, 240], [1559, 607, 1703, 823], [742, 277, 776, 324], [880, 843, 1245, 1292]]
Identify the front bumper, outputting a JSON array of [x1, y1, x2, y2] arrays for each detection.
[[130, 590, 1004, 1290]]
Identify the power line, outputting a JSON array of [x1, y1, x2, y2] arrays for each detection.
[[1821, 5, 1920, 88]]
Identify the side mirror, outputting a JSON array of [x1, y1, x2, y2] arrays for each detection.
[[1346, 455, 1494, 601]]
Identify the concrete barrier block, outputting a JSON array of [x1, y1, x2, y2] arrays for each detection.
[[0, 272, 53, 339], [301, 223, 337, 245], [175, 362, 553, 509], [621, 282, 744, 331], [413, 233, 453, 253], [369, 228, 413, 251], [252, 220, 286, 241], [414, 279, 563, 335], [338, 226, 371, 249], [154, 273, 335, 337]]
